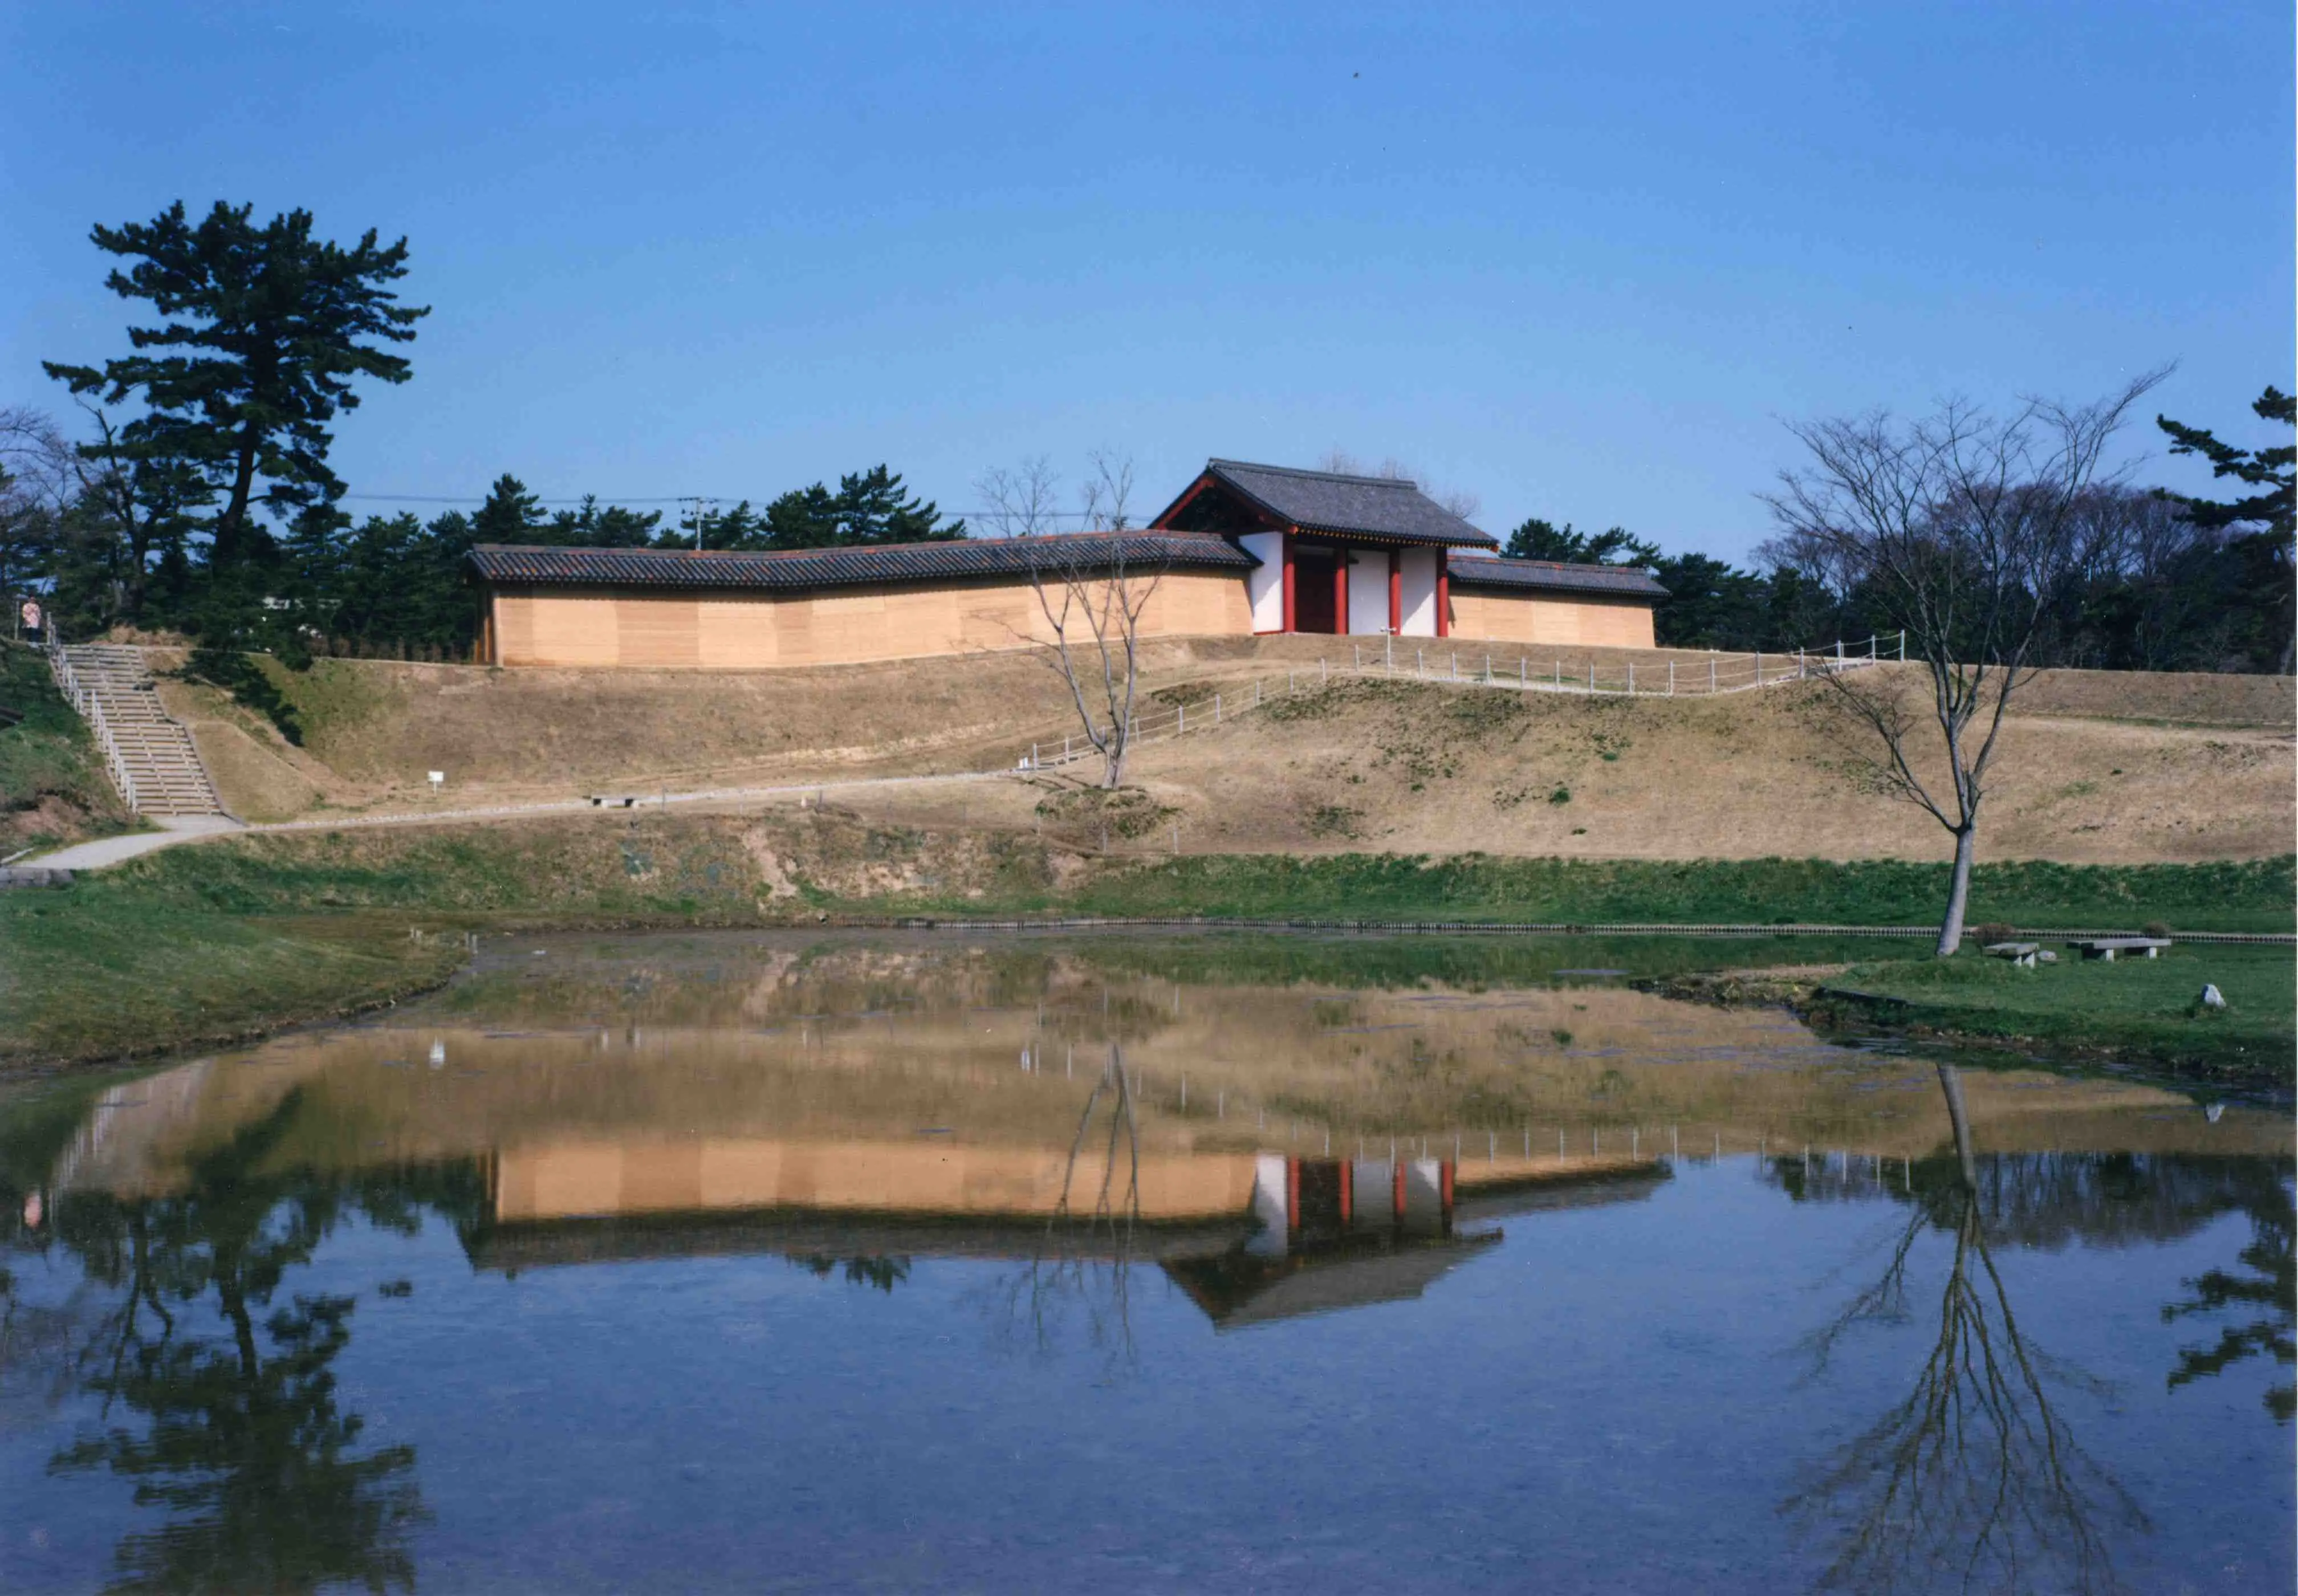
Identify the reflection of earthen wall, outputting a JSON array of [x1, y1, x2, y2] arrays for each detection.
[[489, 571, 1254, 669], [1448, 590, 1658, 650], [494, 1137, 1260, 1222]]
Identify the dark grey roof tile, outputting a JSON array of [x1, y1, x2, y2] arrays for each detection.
[[1446, 555, 1668, 598], [469, 532, 1254, 592], [1200, 459, 1496, 547]]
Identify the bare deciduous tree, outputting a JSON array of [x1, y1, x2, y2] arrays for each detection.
[[1762, 372, 2167, 954], [978, 451, 1164, 789], [1317, 448, 1482, 522]]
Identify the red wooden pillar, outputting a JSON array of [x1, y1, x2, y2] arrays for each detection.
[[1281, 533, 1296, 633], [1338, 1161, 1353, 1225], [1392, 1157, 1406, 1222], [1287, 1157, 1301, 1235], [1435, 554, 1451, 638], [1388, 549, 1401, 634], [1333, 551, 1350, 636], [1440, 1160, 1454, 1209]]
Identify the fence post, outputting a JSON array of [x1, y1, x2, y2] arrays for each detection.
[[1588, 662, 1595, 693], [1709, 659, 1716, 692], [1868, 634, 1877, 661], [1031, 742, 1038, 768], [1321, 657, 1327, 683], [1626, 663, 1633, 695], [1450, 652, 1457, 680], [1484, 653, 1491, 683], [1898, 630, 1906, 661], [1667, 661, 1674, 695], [1555, 659, 1561, 687], [1354, 645, 1360, 668], [1178, 704, 1185, 734], [1836, 638, 1844, 663], [1215, 693, 1221, 723], [1519, 658, 1526, 687], [1754, 650, 1761, 685]]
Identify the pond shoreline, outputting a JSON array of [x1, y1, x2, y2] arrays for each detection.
[[12, 903, 2289, 1093], [1637, 966, 2293, 1097]]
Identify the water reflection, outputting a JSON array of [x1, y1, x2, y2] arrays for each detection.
[[0, 931, 2286, 1592], [1782, 1067, 2151, 1594], [10, 1092, 476, 1594]]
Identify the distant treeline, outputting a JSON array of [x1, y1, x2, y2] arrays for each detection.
[[1507, 388, 2293, 675], [5, 461, 964, 662]]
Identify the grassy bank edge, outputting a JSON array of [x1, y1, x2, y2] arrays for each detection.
[[6, 826, 2291, 1077]]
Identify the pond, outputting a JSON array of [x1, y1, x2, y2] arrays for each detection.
[[1, 930, 2289, 1593]]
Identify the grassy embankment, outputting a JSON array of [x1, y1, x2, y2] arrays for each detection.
[[0, 640, 140, 856], [2, 806, 2288, 1075]]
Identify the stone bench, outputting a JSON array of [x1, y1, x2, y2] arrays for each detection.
[[1982, 941, 2055, 967], [587, 795, 642, 809], [2067, 937, 2171, 962]]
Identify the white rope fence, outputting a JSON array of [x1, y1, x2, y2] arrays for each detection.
[[1019, 632, 1904, 773]]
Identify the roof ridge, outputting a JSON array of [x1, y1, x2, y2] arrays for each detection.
[[1457, 552, 1654, 576], [1209, 458, 1420, 489], [473, 528, 1227, 562]]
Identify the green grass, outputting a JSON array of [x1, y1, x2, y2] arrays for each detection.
[[0, 891, 465, 1069], [5, 816, 2289, 1073], [0, 639, 139, 854], [1817, 942, 2293, 1085], [1065, 853, 2297, 933]]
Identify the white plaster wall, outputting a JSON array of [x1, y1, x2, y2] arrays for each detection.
[[1398, 548, 1439, 636], [1248, 1153, 1291, 1256], [1347, 549, 1390, 633], [1238, 531, 1285, 633]]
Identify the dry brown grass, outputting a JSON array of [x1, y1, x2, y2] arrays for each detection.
[[139, 639, 2293, 865], [1105, 669, 2292, 865]]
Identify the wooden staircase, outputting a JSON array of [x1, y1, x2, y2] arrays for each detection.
[[51, 645, 229, 818]]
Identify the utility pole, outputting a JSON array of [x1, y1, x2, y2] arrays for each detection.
[[680, 496, 719, 552]]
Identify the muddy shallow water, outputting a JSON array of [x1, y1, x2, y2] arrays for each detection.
[[2, 930, 2289, 1593]]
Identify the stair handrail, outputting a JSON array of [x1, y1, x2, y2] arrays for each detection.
[[47, 642, 143, 813]]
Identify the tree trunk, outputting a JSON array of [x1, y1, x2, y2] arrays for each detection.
[[1936, 1062, 1978, 1190], [215, 431, 261, 564], [1936, 826, 1976, 956]]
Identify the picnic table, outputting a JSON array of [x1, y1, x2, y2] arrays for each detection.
[[2065, 937, 2171, 962]]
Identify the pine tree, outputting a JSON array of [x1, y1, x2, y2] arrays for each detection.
[[43, 201, 426, 568]]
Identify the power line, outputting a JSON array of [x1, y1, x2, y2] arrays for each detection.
[[337, 491, 1101, 517]]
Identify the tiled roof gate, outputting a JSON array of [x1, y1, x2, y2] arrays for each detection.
[[1159, 459, 1499, 548], [467, 531, 1256, 592]]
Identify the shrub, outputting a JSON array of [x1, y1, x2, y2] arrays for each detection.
[[2142, 919, 2171, 939], [1967, 922, 2018, 946]]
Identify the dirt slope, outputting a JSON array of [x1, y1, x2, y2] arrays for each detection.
[[1095, 672, 2293, 865], [140, 640, 2294, 863]]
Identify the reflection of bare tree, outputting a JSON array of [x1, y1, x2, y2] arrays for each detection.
[[981, 1046, 1142, 1373], [1785, 1065, 2145, 1595]]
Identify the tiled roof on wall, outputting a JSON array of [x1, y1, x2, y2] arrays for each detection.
[[1197, 459, 1498, 548], [1445, 555, 1669, 598], [467, 531, 1256, 592]]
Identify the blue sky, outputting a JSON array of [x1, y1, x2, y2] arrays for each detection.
[[3, 2, 2289, 560]]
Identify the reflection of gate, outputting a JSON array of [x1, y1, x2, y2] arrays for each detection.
[[1260, 1155, 1454, 1247]]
